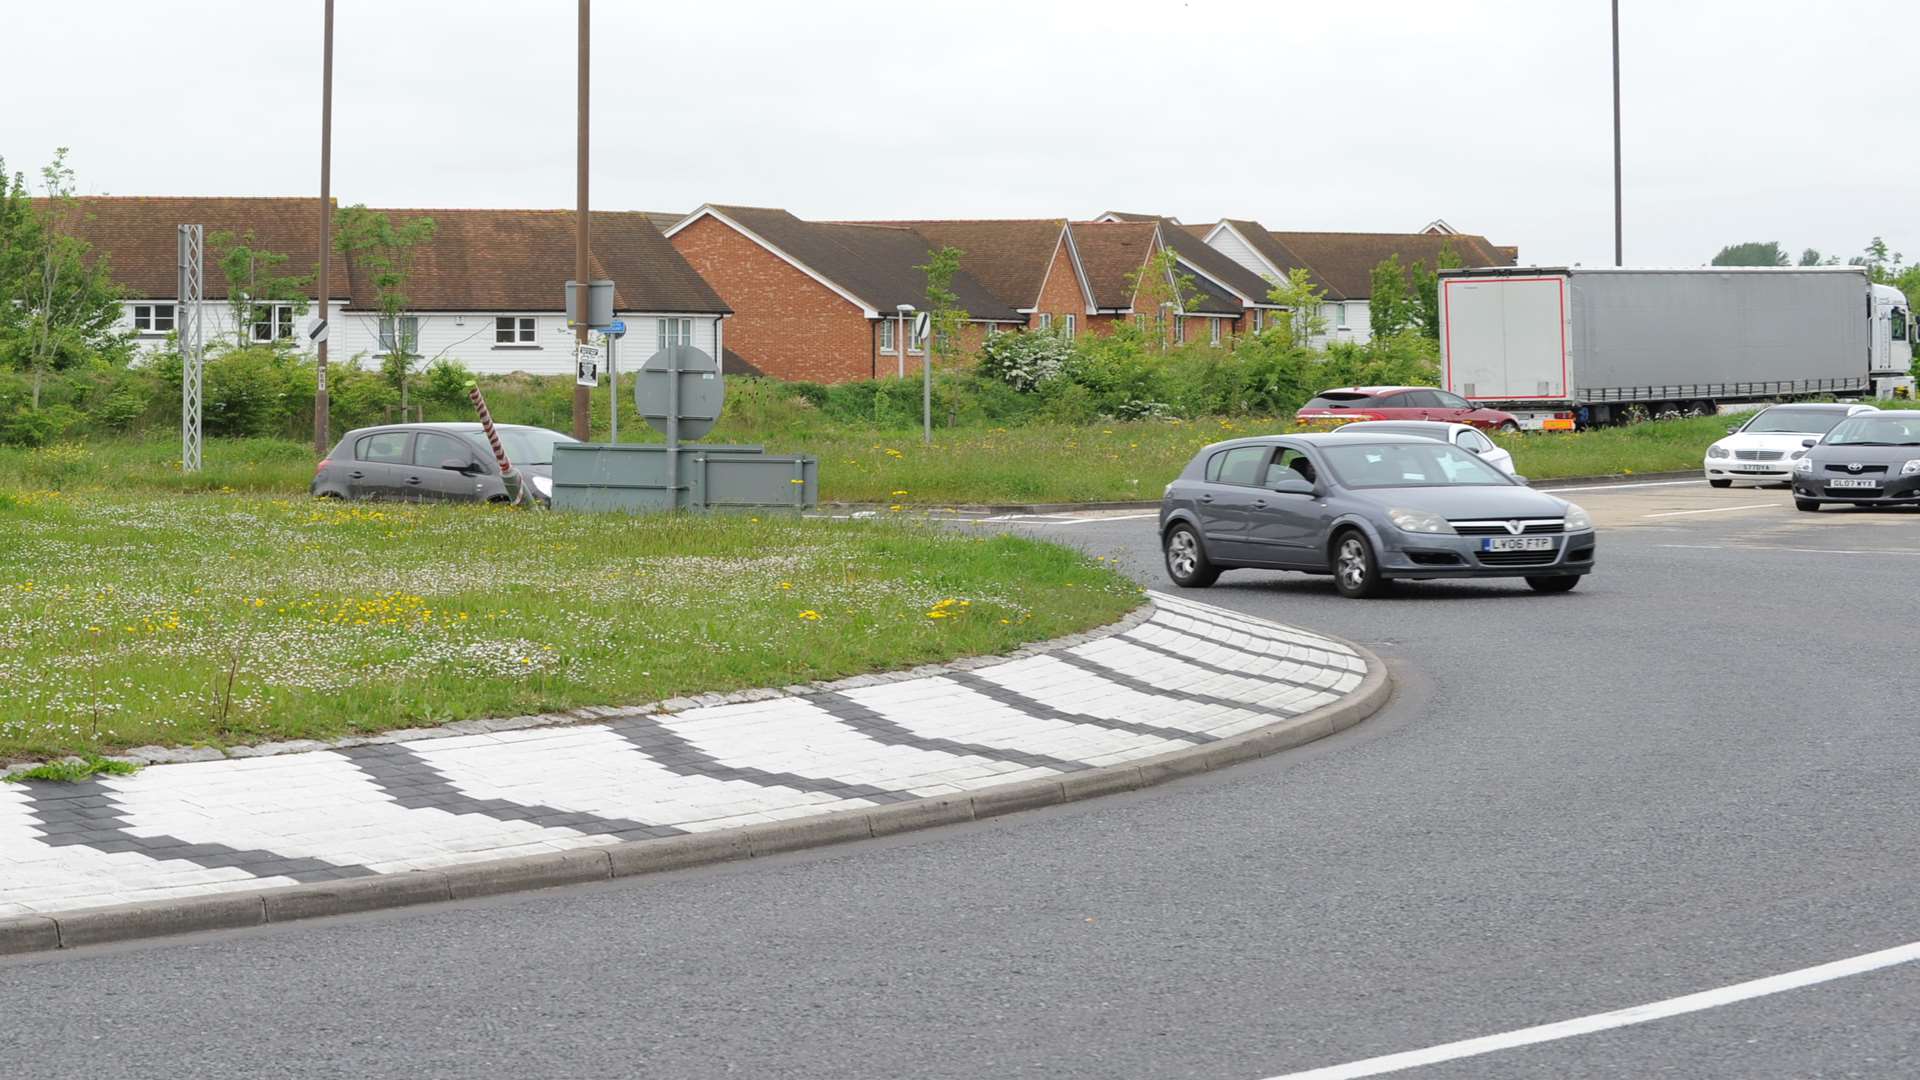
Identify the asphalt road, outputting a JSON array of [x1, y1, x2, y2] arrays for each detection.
[[5, 480, 1918, 1079]]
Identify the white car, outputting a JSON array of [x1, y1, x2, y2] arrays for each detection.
[[1704, 403, 1880, 487], [1331, 420, 1518, 477]]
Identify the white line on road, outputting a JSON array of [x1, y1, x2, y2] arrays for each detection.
[[1642, 502, 1778, 518], [1255, 938, 1920, 1080], [1538, 479, 1702, 493], [1660, 543, 1920, 557], [1027, 511, 1160, 526]]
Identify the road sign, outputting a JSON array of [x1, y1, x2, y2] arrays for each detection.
[[913, 311, 930, 339], [575, 342, 603, 387], [635, 344, 724, 440], [606, 319, 626, 338], [306, 317, 329, 344]]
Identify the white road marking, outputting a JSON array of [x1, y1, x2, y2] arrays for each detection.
[[1255, 938, 1920, 1080], [1538, 479, 1702, 493], [1028, 511, 1160, 526], [1660, 543, 1920, 557], [1642, 502, 1778, 518]]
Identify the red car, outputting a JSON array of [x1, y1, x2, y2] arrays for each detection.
[[1295, 386, 1521, 432]]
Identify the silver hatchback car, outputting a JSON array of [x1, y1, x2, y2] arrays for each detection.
[[1160, 432, 1597, 597]]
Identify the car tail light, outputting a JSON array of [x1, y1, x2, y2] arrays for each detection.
[[315, 459, 328, 475]]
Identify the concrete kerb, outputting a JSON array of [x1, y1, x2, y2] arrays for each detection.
[[0, 613, 1391, 957]]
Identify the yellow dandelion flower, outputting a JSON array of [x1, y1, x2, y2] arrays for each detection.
[[798, 610, 822, 621]]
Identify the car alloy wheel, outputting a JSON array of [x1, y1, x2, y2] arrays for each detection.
[[1332, 531, 1387, 598], [1162, 524, 1219, 588]]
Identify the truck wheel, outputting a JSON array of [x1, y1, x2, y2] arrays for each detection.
[[1708, 478, 1732, 488], [1795, 498, 1821, 512], [1162, 524, 1219, 588]]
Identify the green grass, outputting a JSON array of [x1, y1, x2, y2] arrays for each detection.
[[0, 491, 1139, 762], [3, 755, 141, 783]]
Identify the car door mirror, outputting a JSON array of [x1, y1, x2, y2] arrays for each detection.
[[1511, 474, 1530, 486], [1727, 425, 1741, 434], [441, 457, 476, 472], [1800, 438, 1817, 448], [1271, 475, 1316, 496]]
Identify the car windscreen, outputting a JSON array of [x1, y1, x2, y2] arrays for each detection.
[[462, 428, 577, 466], [1823, 416, 1920, 446], [1303, 393, 1374, 408], [1742, 409, 1849, 435], [1320, 441, 1512, 488]]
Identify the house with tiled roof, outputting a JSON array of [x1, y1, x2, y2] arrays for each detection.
[[1028, 219, 1284, 346], [666, 205, 1033, 382], [1200, 220, 1517, 343], [51, 197, 728, 375]]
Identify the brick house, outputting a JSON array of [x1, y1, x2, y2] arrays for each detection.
[[1028, 219, 1282, 345], [666, 205, 1027, 383], [1200, 219, 1517, 344], [49, 197, 728, 374]]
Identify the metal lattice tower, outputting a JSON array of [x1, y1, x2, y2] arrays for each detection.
[[177, 224, 204, 472]]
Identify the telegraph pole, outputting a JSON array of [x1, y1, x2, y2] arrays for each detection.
[[572, 0, 592, 441], [1611, 0, 1623, 267], [314, 0, 334, 453]]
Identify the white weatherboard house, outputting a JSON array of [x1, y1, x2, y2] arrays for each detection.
[[59, 198, 730, 374]]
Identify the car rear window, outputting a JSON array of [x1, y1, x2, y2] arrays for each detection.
[[355, 432, 410, 464], [1206, 445, 1271, 486], [413, 432, 471, 467], [1303, 392, 1373, 408]]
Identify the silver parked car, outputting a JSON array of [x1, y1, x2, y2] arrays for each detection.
[[1330, 419, 1518, 476], [312, 422, 577, 505], [1160, 432, 1597, 597], [1790, 410, 1920, 510]]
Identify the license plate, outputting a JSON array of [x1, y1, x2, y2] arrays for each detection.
[[1482, 536, 1555, 552], [1829, 478, 1879, 489], [1541, 419, 1576, 431], [1732, 464, 1776, 472]]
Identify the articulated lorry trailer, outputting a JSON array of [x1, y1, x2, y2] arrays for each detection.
[[1437, 266, 1914, 429]]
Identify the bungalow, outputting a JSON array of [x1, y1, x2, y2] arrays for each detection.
[[52, 197, 729, 374], [666, 205, 1031, 383], [1029, 218, 1282, 344], [1200, 220, 1517, 344]]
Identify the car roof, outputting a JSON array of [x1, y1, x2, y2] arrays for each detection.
[[347, 422, 551, 434], [1203, 432, 1437, 453], [1315, 386, 1423, 396], [1335, 420, 1466, 433], [1760, 403, 1874, 412]]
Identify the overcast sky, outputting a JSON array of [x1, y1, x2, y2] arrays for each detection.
[[10, 0, 1917, 269]]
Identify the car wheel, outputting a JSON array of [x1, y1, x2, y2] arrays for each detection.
[[1496, 421, 1520, 434], [1708, 478, 1732, 488], [1795, 498, 1821, 512], [1526, 575, 1580, 593], [315, 490, 343, 500], [1162, 524, 1219, 588], [1331, 530, 1389, 598]]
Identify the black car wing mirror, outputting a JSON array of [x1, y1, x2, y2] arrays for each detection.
[[1800, 438, 1818, 448], [1271, 475, 1316, 496]]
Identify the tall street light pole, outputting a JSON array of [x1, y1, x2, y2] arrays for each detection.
[[1612, 0, 1623, 267], [314, 0, 334, 455], [572, 0, 592, 442]]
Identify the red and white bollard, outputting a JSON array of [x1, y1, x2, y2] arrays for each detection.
[[466, 383, 531, 506]]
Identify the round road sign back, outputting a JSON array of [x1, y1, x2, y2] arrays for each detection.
[[634, 344, 724, 440]]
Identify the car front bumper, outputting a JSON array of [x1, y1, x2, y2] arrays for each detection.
[[1705, 455, 1793, 482], [1379, 529, 1597, 579], [1791, 473, 1920, 503]]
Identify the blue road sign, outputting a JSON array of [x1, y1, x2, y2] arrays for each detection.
[[606, 319, 627, 338]]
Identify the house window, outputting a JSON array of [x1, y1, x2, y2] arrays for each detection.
[[495, 315, 537, 345], [879, 320, 894, 352], [132, 303, 176, 334], [1174, 317, 1185, 344], [1133, 313, 1147, 329], [1329, 302, 1348, 329], [908, 319, 926, 355], [658, 317, 692, 346], [1064, 314, 1076, 341], [984, 323, 999, 338], [1209, 319, 1222, 346], [1037, 313, 1053, 330], [378, 315, 421, 355], [251, 304, 294, 342]]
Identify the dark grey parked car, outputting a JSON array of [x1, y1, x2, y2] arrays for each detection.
[[312, 423, 577, 504], [1790, 411, 1920, 510], [1159, 432, 1597, 597]]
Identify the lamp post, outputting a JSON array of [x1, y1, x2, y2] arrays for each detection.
[[895, 303, 913, 379], [571, 0, 592, 442], [313, 0, 333, 455], [1612, 0, 1623, 266], [1159, 301, 1174, 352]]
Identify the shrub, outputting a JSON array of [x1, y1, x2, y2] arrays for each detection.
[[420, 359, 476, 409], [203, 348, 296, 438], [978, 328, 1072, 391]]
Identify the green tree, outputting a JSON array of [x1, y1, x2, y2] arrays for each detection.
[[1410, 240, 1462, 340], [1264, 268, 1326, 348], [1368, 254, 1415, 339], [916, 245, 969, 370], [1799, 248, 1822, 266], [1848, 236, 1903, 283], [333, 205, 437, 408], [1710, 241, 1790, 267], [1128, 247, 1202, 351], [0, 150, 126, 409], [211, 230, 312, 351]]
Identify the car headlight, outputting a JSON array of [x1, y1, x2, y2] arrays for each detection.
[[530, 474, 553, 497], [1903, 460, 1920, 477], [1562, 504, 1592, 532], [1793, 458, 1814, 475], [1707, 444, 1731, 459], [1387, 507, 1454, 534]]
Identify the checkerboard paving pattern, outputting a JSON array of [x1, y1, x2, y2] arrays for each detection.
[[0, 594, 1368, 917]]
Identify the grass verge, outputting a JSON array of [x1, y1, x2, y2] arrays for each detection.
[[0, 491, 1138, 762]]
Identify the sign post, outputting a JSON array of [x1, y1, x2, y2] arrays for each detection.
[[916, 311, 932, 446], [605, 319, 626, 443]]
